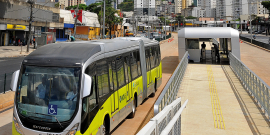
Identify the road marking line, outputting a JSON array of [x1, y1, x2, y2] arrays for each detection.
[[207, 65, 225, 129]]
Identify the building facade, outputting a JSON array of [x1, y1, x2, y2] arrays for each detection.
[[134, 0, 155, 16], [216, 0, 233, 20], [175, 0, 182, 13], [0, 0, 64, 46], [67, 0, 85, 6]]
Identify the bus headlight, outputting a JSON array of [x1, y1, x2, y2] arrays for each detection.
[[13, 115, 24, 135], [66, 123, 79, 135]]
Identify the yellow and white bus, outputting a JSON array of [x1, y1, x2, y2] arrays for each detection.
[[11, 37, 162, 135]]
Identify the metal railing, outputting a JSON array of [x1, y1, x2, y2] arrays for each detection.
[[137, 97, 188, 135], [154, 52, 189, 115], [160, 99, 188, 135], [0, 72, 13, 94], [240, 36, 270, 50], [229, 52, 270, 120]]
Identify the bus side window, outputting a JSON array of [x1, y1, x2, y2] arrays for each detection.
[[112, 60, 118, 91], [130, 52, 138, 79], [136, 50, 141, 75], [151, 47, 156, 68], [116, 56, 125, 88], [157, 45, 161, 65], [124, 55, 131, 83], [150, 48, 155, 69], [145, 48, 151, 71], [96, 60, 109, 98], [154, 46, 158, 67], [108, 61, 114, 92]]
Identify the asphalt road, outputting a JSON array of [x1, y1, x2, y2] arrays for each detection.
[[0, 57, 24, 75], [241, 33, 270, 44], [0, 57, 24, 93]]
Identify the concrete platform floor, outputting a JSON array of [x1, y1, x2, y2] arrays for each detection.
[[178, 64, 270, 135]]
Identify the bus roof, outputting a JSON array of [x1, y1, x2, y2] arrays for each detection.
[[23, 38, 158, 67], [24, 41, 101, 67]]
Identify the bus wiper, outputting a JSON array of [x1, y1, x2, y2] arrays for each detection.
[[29, 112, 63, 128]]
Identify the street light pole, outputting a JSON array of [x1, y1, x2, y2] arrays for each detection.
[[103, 0, 105, 39], [148, 0, 150, 38], [27, 0, 34, 53], [164, 3, 166, 40]]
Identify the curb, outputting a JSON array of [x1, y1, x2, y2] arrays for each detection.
[[0, 100, 14, 110], [241, 40, 270, 52], [0, 91, 15, 110]]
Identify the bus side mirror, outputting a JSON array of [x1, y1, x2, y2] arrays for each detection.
[[10, 70, 20, 91], [82, 74, 92, 98]]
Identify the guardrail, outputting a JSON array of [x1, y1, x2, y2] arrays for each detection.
[[0, 72, 13, 94], [137, 97, 188, 135], [160, 99, 188, 135], [240, 36, 270, 50], [154, 52, 189, 115], [229, 52, 270, 120]]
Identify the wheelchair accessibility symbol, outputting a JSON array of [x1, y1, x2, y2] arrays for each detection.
[[48, 104, 57, 115]]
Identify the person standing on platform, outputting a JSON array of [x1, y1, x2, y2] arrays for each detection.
[[213, 43, 220, 62], [201, 42, 206, 58]]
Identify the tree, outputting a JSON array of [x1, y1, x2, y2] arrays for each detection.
[[86, 2, 102, 14], [97, 0, 122, 38], [261, 1, 270, 35], [159, 17, 170, 25], [55, 2, 59, 8], [186, 16, 197, 19], [65, 4, 88, 10], [118, 0, 134, 11], [262, 1, 270, 14]]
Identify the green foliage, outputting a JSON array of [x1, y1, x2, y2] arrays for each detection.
[[55, 2, 59, 8], [65, 4, 88, 10], [262, 1, 270, 11], [86, 2, 102, 14], [118, 0, 134, 11], [159, 17, 170, 24], [176, 15, 185, 22], [186, 16, 197, 19]]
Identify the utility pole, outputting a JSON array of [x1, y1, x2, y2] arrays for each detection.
[[250, 15, 253, 43], [164, 3, 166, 40], [240, 18, 242, 35], [27, 0, 34, 53], [73, 2, 79, 37], [148, 0, 150, 39], [103, 0, 105, 39]]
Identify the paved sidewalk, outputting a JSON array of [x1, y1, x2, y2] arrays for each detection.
[[0, 91, 14, 110], [178, 64, 270, 135], [0, 45, 36, 58]]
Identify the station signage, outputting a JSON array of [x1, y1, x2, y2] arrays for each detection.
[[6, 24, 26, 30]]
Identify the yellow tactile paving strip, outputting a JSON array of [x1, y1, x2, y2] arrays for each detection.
[[207, 65, 225, 129], [178, 64, 255, 134]]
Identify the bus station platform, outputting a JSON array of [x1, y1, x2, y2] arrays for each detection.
[[178, 64, 270, 134]]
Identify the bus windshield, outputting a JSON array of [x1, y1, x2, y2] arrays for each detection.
[[16, 65, 81, 123]]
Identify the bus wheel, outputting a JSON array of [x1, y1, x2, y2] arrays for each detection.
[[102, 120, 109, 135], [128, 97, 136, 118]]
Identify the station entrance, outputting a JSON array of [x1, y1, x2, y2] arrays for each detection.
[[178, 27, 240, 64], [186, 38, 231, 64]]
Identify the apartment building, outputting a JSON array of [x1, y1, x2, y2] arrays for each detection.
[[216, 0, 233, 20], [175, 0, 182, 13], [134, 0, 155, 16]]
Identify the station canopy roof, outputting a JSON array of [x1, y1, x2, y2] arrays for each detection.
[[178, 27, 239, 39]]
